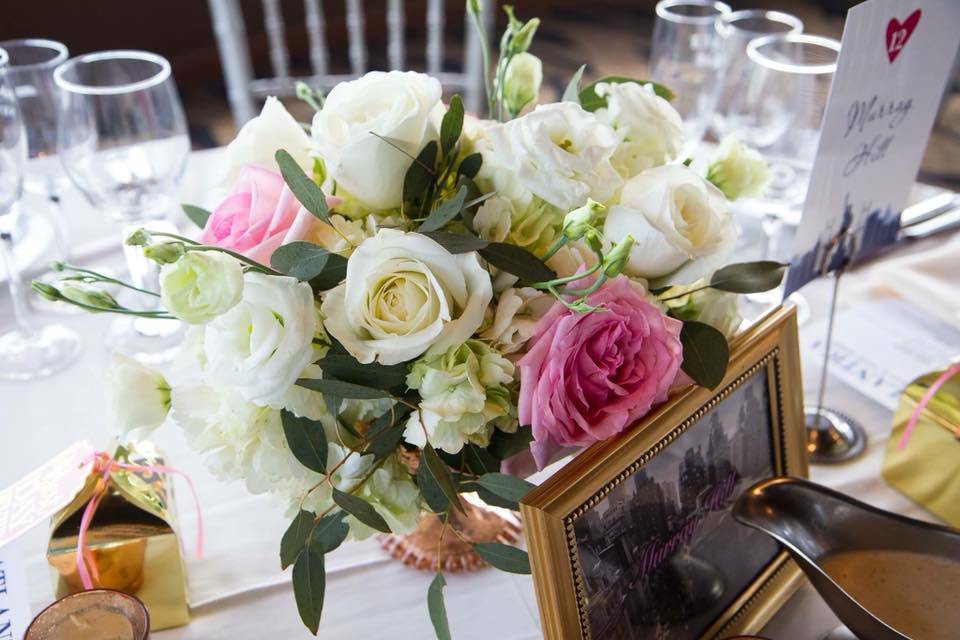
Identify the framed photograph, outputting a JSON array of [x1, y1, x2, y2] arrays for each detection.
[[520, 305, 807, 640]]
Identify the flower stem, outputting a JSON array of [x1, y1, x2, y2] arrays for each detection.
[[57, 263, 160, 297], [469, 5, 496, 118], [531, 260, 601, 289], [539, 235, 568, 262]]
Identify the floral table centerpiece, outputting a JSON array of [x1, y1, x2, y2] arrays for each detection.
[[36, 4, 781, 636]]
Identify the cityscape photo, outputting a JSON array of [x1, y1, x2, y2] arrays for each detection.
[[573, 368, 779, 640]]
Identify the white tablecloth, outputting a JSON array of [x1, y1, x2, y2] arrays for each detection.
[[0, 148, 950, 639]]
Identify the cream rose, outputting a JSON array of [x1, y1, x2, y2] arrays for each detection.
[[604, 164, 736, 284], [204, 272, 317, 407], [321, 229, 492, 365], [311, 71, 442, 210], [159, 252, 244, 324]]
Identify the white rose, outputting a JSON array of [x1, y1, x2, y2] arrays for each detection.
[[311, 71, 442, 210], [159, 252, 244, 324], [106, 354, 170, 435], [220, 97, 312, 189], [483, 102, 621, 211], [706, 136, 770, 200], [204, 272, 317, 407], [322, 229, 492, 365], [604, 164, 736, 285], [594, 82, 685, 178]]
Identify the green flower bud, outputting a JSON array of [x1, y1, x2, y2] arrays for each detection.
[[562, 199, 605, 240], [583, 228, 603, 253], [59, 281, 120, 310], [143, 242, 186, 265], [466, 0, 481, 17], [603, 234, 634, 277], [31, 281, 62, 302], [502, 52, 543, 116], [49, 260, 66, 272], [126, 228, 151, 246], [511, 17, 540, 53]]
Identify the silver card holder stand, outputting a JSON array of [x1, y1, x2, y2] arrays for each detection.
[[804, 227, 868, 464]]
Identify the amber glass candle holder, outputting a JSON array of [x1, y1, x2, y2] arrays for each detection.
[[25, 589, 149, 640]]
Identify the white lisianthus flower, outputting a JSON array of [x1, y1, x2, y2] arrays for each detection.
[[604, 164, 736, 285], [483, 102, 621, 211], [204, 272, 317, 407], [502, 52, 543, 115], [661, 280, 743, 339], [706, 136, 770, 200], [159, 252, 244, 324], [322, 229, 493, 365], [220, 97, 312, 189], [403, 340, 515, 454], [106, 354, 170, 435], [311, 71, 442, 210], [480, 287, 555, 354], [594, 81, 684, 178]]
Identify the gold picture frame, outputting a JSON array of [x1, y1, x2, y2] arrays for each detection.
[[520, 305, 808, 640]]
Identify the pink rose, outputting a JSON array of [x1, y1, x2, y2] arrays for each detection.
[[199, 165, 339, 264], [517, 276, 683, 468]]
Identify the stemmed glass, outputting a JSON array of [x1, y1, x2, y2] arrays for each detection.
[[54, 50, 190, 360], [649, 0, 732, 151], [0, 47, 81, 380]]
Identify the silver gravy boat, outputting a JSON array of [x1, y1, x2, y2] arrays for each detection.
[[733, 477, 960, 640]]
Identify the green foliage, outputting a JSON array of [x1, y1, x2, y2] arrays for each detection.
[[280, 509, 315, 570], [310, 511, 350, 554], [476, 473, 535, 505], [276, 149, 330, 223], [403, 141, 439, 213], [422, 444, 465, 514], [296, 378, 393, 399], [332, 488, 392, 533], [420, 186, 468, 233], [709, 261, 787, 294], [270, 242, 348, 288], [578, 76, 675, 112], [292, 539, 326, 634], [314, 354, 408, 390], [473, 542, 531, 574], [479, 243, 555, 282], [679, 321, 730, 389], [281, 410, 328, 474], [427, 572, 452, 640], [562, 64, 586, 102], [488, 425, 534, 460], [422, 231, 489, 254], [440, 95, 465, 157], [182, 204, 211, 229], [457, 153, 482, 179]]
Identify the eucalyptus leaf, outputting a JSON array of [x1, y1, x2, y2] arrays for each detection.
[[280, 509, 314, 570], [281, 409, 327, 474], [420, 185, 468, 233], [476, 473, 536, 503], [276, 149, 330, 223], [403, 141, 438, 209], [579, 76, 675, 111], [315, 354, 409, 390], [440, 94, 464, 157], [292, 541, 325, 634], [473, 542, 531, 574], [457, 152, 482, 179], [364, 422, 405, 461], [488, 426, 534, 460], [427, 572, 452, 640], [479, 243, 555, 282], [309, 254, 347, 291], [422, 231, 489, 254], [270, 242, 344, 282], [679, 320, 729, 389], [310, 511, 349, 554], [709, 261, 787, 294], [475, 485, 520, 510], [462, 445, 499, 475], [182, 204, 211, 229], [417, 457, 450, 513], [332, 488, 392, 533], [422, 444, 465, 514], [562, 64, 586, 103], [296, 378, 393, 399]]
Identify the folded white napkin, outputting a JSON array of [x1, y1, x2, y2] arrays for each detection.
[[871, 233, 960, 328]]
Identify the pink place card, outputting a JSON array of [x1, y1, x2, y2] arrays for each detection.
[[0, 441, 95, 548]]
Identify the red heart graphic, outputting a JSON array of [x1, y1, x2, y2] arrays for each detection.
[[886, 9, 921, 63]]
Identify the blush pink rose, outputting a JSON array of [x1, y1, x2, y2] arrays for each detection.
[[517, 276, 683, 468], [199, 165, 339, 264]]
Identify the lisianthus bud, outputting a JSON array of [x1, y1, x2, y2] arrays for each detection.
[[467, 0, 481, 17], [583, 229, 603, 253], [502, 52, 542, 116], [31, 281, 62, 302], [562, 199, 605, 240], [125, 228, 151, 246], [144, 242, 186, 264], [706, 136, 770, 200], [59, 281, 120, 310], [511, 17, 540, 52], [603, 234, 634, 277], [159, 251, 244, 324]]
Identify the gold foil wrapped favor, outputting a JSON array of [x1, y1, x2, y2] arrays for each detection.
[[46, 442, 189, 630], [882, 364, 960, 528]]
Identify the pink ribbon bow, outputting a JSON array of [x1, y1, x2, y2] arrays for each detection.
[[897, 362, 960, 451], [75, 451, 204, 590]]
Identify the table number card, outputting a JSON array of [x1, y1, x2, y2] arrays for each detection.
[[784, 0, 960, 296], [0, 540, 31, 640]]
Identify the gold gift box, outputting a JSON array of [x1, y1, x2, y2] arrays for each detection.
[[882, 366, 960, 528], [46, 443, 189, 630]]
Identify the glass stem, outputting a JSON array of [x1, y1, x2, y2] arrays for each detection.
[[0, 221, 33, 335], [47, 186, 72, 262]]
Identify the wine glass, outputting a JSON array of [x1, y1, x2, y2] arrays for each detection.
[[649, 0, 732, 151], [54, 50, 189, 360], [0, 47, 81, 380]]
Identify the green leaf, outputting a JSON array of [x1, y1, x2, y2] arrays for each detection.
[[281, 409, 327, 474], [310, 510, 349, 554], [457, 152, 482, 179], [292, 540, 325, 634], [709, 261, 787, 294], [296, 378, 393, 399], [403, 141, 438, 209], [488, 426, 534, 460], [475, 485, 521, 510], [422, 444, 465, 514], [440, 94, 464, 157], [280, 509, 314, 570], [182, 204, 211, 229], [363, 403, 413, 461], [315, 354, 409, 390], [417, 456, 450, 513], [427, 572, 452, 640], [679, 320, 729, 389], [332, 488, 392, 533], [308, 254, 348, 291], [479, 243, 555, 283], [364, 402, 412, 441], [420, 185, 468, 233], [270, 242, 347, 285], [473, 542, 531, 574], [462, 445, 500, 475], [476, 473, 535, 504], [276, 149, 330, 223], [579, 76, 675, 111], [562, 64, 586, 103], [422, 231, 489, 254]]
